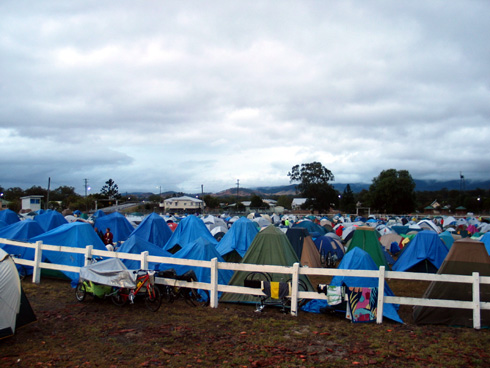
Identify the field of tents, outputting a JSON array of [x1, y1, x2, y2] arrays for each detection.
[[1, 208, 490, 329]]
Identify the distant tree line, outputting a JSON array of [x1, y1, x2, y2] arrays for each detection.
[[1, 171, 488, 216], [0, 179, 124, 213], [286, 162, 488, 216]]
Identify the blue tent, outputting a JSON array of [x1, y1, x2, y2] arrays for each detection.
[[292, 220, 326, 238], [29, 222, 107, 284], [94, 212, 134, 244], [392, 230, 448, 273], [0, 209, 20, 225], [303, 247, 402, 323], [163, 215, 217, 254], [129, 213, 173, 249], [391, 225, 410, 235], [159, 237, 233, 301], [34, 210, 68, 232], [481, 233, 490, 256], [313, 235, 345, 261], [215, 217, 258, 262], [439, 231, 455, 250], [0, 219, 45, 274], [92, 209, 106, 219], [117, 234, 172, 270]]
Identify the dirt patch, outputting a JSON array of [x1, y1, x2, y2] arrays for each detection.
[[1, 278, 489, 367]]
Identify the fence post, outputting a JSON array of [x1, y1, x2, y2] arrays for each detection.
[[210, 258, 219, 308], [472, 272, 481, 330], [84, 245, 93, 266], [32, 241, 43, 284], [290, 262, 300, 316], [141, 251, 149, 270], [376, 266, 386, 324]]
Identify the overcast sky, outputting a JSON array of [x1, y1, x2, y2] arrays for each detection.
[[1, 1, 489, 195]]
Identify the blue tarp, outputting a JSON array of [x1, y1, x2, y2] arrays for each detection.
[[159, 237, 233, 301], [129, 213, 173, 248], [163, 215, 217, 253], [215, 217, 258, 258], [0, 209, 20, 225], [0, 219, 46, 274], [292, 220, 326, 238], [302, 247, 403, 323], [392, 230, 448, 273], [94, 212, 134, 244], [29, 222, 107, 283], [117, 234, 172, 270], [34, 210, 68, 232]]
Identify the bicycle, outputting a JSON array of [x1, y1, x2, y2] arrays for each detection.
[[111, 270, 162, 312], [157, 268, 209, 307], [243, 271, 308, 313]]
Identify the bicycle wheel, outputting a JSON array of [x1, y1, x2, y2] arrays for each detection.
[[185, 289, 210, 307], [18, 266, 27, 281], [286, 278, 308, 308], [158, 285, 174, 303], [144, 285, 162, 312], [111, 289, 128, 307], [75, 282, 87, 302], [245, 271, 272, 283]]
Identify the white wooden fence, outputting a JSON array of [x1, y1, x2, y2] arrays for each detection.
[[2, 238, 490, 329]]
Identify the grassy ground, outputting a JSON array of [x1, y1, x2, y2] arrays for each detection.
[[1, 277, 489, 367]]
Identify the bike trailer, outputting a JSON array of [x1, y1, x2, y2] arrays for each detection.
[[79, 258, 137, 288]]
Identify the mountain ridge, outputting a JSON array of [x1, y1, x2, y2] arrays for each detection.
[[211, 179, 489, 197]]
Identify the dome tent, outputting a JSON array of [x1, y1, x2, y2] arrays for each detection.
[[220, 225, 314, 305], [413, 239, 490, 327], [163, 215, 217, 254], [0, 249, 36, 339], [215, 217, 259, 263], [117, 234, 173, 270], [129, 213, 173, 249], [29, 222, 107, 284]]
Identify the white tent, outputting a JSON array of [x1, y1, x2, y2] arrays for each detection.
[[0, 249, 35, 338], [0, 249, 21, 338]]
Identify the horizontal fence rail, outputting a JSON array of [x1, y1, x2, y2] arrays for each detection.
[[1, 237, 489, 329]]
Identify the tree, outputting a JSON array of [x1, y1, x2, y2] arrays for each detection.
[[288, 162, 337, 213], [277, 195, 293, 210], [250, 194, 264, 209], [100, 179, 120, 200], [148, 194, 162, 203], [369, 169, 416, 214], [341, 184, 356, 213], [203, 195, 220, 209]]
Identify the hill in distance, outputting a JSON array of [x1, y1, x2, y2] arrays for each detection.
[[128, 179, 488, 199], [210, 179, 489, 198]]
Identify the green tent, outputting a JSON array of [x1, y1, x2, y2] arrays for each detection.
[[345, 226, 388, 268], [220, 225, 314, 304]]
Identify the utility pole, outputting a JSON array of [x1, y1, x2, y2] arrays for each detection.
[[46, 177, 51, 210], [236, 179, 240, 210], [201, 184, 204, 215], [84, 178, 89, 212]]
